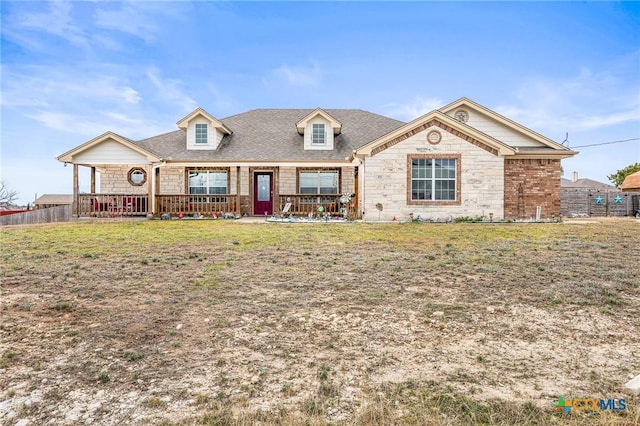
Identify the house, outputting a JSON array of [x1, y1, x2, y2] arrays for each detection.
[[56, 98, 577, 221], [561, 172, 614, 191], [34, 194, 74, 209], [621, 170, 640, 192]]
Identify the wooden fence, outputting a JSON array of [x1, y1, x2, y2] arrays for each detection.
[[561, 189, 639, 217], [0, 205, 73, 226]]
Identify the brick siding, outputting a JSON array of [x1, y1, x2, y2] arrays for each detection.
[[504, 159, 561, 219]]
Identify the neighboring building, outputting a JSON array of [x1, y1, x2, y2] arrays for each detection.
[[561, 172, 615, 191], [56, 98, 577, 221], [34, 194, 74, 209], [621, 170, 640, 192]]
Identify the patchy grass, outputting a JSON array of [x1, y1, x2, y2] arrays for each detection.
[[1, 218, 639, 425]]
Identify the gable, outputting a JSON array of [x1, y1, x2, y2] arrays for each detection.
[[176, 108, 232, 134], [176, 108, 232, 151], [370, 118, 503, 157], [296, 108, 342, 135], [57, 132, 160, 165], [73, 139, 151, 164], [357, 111, 515, 158], [440, 98, 570, 150], [356, 99, 578, 160]]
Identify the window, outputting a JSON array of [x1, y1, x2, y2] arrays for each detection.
[[300, 170, 338, 194], [195, 123, 208, 144], [128, 167, 147, 186], [410, 157, 457, 201], [299, 170, 339, 204], [188, 170, 227, 200], [312, 123, 325, 145]]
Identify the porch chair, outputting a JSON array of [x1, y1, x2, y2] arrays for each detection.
[[93, 198, 111, 214], [122, 196, 137, 214]]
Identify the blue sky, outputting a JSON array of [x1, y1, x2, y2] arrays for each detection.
[[1, 1, 639, 205]]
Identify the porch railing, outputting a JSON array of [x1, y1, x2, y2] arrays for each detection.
[[77, 194, 149, 217], [155, 194, 237, 217], [76, 193, 356, 219], [278, 194, 356, 219]]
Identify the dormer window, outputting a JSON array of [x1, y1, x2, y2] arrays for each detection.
[[312, 123, 326, 145], [195, 123, 208, 144]]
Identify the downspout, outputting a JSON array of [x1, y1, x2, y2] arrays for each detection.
[[151, 161, 166, 216]]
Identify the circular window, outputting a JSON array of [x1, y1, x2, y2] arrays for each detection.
[[427, 130, 442, 145], [128, 168, 147, 186]]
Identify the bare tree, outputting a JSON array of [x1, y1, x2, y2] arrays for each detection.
[[0, 181, 19, 207]]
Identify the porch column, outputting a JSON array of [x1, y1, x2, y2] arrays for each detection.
[[73, 164, 79, 217], [147, 165, 153, 217], [236, 166, 241, 214], [90, 167, 96, 193]]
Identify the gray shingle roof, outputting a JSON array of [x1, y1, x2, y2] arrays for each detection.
[[561, 178, 613, 189], [135, 109, 405, 161]]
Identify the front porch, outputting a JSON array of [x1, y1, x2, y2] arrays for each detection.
[[75, 193, 357, 219]]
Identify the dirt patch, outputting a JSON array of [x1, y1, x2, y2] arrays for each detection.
[[1, 219, 639, 424]]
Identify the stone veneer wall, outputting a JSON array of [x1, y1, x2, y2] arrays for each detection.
[[362, 126, 504, 221], [100, 165, 150, 194], [159, 167, 185, 194], [279, 166, 296, 194], [503, 159, 561, 219]]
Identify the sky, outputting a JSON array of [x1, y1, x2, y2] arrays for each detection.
[[1, 1, 639, 206]]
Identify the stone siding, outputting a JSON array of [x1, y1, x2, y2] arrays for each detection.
[[278, 167, 297, 194], [504, 159, 561, 219], [100, 165, 150, 194], [362, 126, 504, 221], [159, 167, 185, 194]]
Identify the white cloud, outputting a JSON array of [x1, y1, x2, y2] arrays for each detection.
[[4, 1, 91, 51], [93, 1, 180, 43], [269, 62, 323, 87], [383, 96, 444, 121], [25, 111, 101, 135], [204, 84, 240, 116], [1, 66, 141, 109], [494, 66, 640, 134], [2, 0, 186, 54], [1, 64, 173, 139], [146, 68, 198, 112]]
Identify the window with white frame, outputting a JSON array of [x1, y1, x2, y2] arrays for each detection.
[[312, 123, 326, 145], [188, 170, 227, 201], [410, 158, 457, 201], [195, 123, 208, 144]]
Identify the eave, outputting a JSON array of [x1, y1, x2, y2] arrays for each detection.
[[510, 148, 579, 160]]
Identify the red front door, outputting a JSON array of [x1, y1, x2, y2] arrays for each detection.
[[254, 172, 273, 215]]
